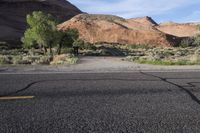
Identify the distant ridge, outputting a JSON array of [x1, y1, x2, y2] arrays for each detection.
[[1, 1, 200, 47], [0, 0, 82, 47], [128, 16, 158, 26]]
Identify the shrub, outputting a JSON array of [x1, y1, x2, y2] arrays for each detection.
[[84, 42, 97, 50], [126, 56, 140, 61], [50, 54, 78, 65], [73, 39, 85, 49], [126, 44, 154, 49], [12, 56, 23, 65], [180, 38, 195, 48], [60, 48, 73, 54], [28, 49, 44, 56], [35, 56, 52, 65], [193, 34, 200, 47], [0, 55, 12, 64]]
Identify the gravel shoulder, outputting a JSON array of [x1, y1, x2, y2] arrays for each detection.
[[1, 56, 200, 73]]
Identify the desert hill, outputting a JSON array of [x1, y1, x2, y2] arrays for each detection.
[[0, 0, 82, 46], [58, 14, 179, 47], [128, 16, 158, 27], [157, 22, 200, 37], [1, 0, 199, 48]]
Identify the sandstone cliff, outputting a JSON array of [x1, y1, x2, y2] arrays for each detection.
[[157, 22, 200, 37], [58, 14, 179, 47]]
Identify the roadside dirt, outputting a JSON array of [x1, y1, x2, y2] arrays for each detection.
[[1, 56, 200, 73]]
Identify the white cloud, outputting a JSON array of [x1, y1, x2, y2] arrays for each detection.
[[68, 0, 200, 19]]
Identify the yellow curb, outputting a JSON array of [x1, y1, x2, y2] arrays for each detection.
[[0, 96, 35, 100]]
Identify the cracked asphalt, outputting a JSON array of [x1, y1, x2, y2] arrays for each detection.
[[0, 72, 200, 132]]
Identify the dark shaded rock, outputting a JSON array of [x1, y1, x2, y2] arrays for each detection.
[[0, 0, 82, 47]]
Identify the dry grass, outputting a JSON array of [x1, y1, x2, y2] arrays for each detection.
[[125, 46, 200, 65]]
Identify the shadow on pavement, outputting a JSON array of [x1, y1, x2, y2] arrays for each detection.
[[140, 71, 200, 105]]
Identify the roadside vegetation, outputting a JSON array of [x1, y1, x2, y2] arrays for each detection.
[[124, 45, 200, 65], [1, 12, 200, 66], [124, 47, 200, 65], [0, 11, 82, 65], [120, 24, 200, 65]]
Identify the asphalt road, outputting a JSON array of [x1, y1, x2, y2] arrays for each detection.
[[0, 72, 200, 133]]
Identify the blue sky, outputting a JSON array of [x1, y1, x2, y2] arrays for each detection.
[[68, 0, 200, 23]]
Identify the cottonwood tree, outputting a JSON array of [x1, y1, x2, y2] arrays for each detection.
[[21, 11, 58, 54]]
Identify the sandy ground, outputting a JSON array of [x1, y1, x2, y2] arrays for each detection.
[[1, 56, 200, 73]]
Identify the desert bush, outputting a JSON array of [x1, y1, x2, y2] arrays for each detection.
[[50, 54, 78, 65], [84, 42, 97, 50], [126, 56, 140, 61], [190, 54, 200, 63], [127, 56, 193, 65], [0, 49, 27, 56], [99, 49, 112, 56], [126, 44, 154, 49], [28, 49, 44, 56], [190, 48, 200, 63], [174, 48, 190, 57], [35, 56, 52, 65], [67, 57, 79, 64], [162, 49, 175, 56], [73, 39, 85, 49], [0, 55, 12, 64], [179, 37, 195, 48], [60, 48, 73, 54], [12, 56, 23, 65], [77, 14, 125, 23], [193, 34, 200, 47], [12, 55, 52, 65], [13, 56, 32, 65]]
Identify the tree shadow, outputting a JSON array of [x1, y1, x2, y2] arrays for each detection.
[[0, 78, 159, 97], [1, 73, 200, 105], [140, 71, 200, 105]]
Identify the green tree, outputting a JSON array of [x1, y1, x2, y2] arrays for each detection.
[[57, 28, 79, 54], [21, 11, 58, 54], [21, 28, 37, 49]]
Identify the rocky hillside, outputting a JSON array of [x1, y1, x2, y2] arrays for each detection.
[[58, 14, 179, 47], [157, 22, 200, 37], [0, 0, 82, 46]]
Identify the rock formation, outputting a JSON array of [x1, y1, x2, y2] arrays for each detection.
[[157, 22, 200, 37], [0, 0, 82, 46], [58, 14, 179, 47]]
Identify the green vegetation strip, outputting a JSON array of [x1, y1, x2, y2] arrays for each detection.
[[135, 59, 200, 65]]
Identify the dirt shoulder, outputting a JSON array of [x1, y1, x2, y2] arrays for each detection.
[[1, 56, 200, 74]]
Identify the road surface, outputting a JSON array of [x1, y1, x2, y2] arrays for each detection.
[[0, 72, 200, 132]]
